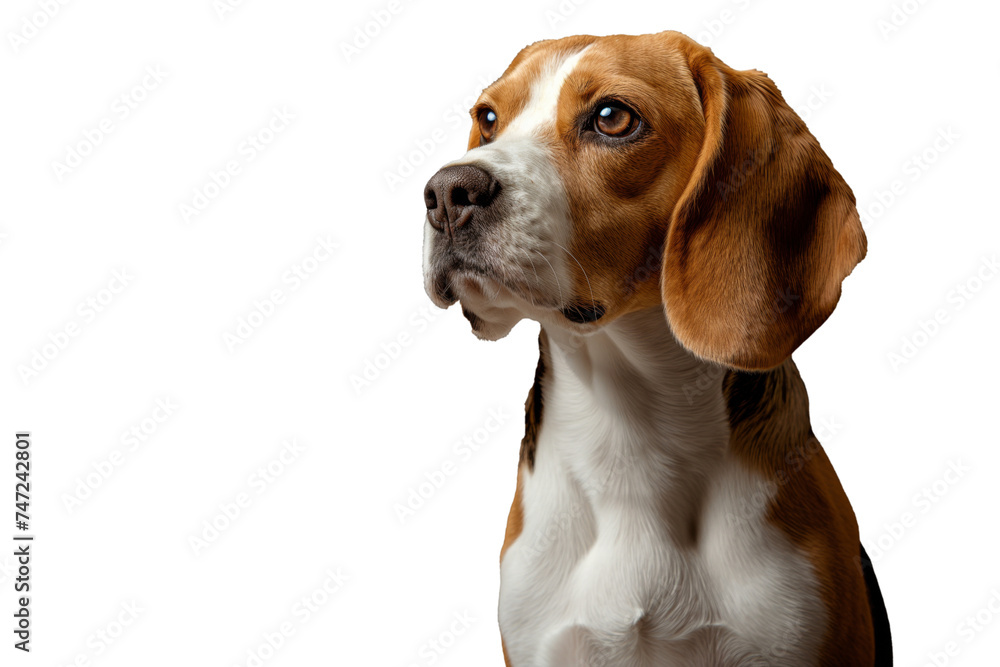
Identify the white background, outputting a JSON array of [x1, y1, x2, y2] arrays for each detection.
[[1, 0, 998, 665]]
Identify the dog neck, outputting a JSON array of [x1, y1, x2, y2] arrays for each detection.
[[539, 306, 733, 545]]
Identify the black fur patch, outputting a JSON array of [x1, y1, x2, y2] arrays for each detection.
[[859, 543, 894, 665], [561, 302, 606, 324], [520, 332, 548, 470]]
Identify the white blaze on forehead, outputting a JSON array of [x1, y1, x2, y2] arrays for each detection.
[[425, 45, 594, 334], [504, 46, 592, 138]]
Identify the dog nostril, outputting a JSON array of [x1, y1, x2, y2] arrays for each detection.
[[451, 187, 471, 208], [423, 164, 499, 232], [424, 186, 438, 211]]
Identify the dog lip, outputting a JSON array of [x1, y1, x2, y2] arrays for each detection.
[[430, 254, 565, 313], [429, 260, 496, 308], [561, 302, 607, 324], [430, 271, 458, 307], [461, 306, 483, 330]]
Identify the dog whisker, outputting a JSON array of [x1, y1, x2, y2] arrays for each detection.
[[531, 248, 564, 307], [551, 240, 597, 314]]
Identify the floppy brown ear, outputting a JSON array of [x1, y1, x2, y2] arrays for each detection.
[[662, 39, 867, 370]]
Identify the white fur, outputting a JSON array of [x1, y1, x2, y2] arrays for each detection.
[[503, 47, 591, 138], [499, 309, 826, 666], [422, 46, 828, 665], [423, 49, 594, 340]]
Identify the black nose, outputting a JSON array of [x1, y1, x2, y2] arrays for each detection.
[[424, 164, 500, 233]]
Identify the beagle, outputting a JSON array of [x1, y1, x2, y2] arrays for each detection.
[[421, 31, 891, 666]]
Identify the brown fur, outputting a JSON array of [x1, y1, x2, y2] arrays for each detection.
[[724, 363, 875, 663], [664, 35, 867, 370], [478, 31, 874, 664], [518, 331, 548, 471], [500, 332, 547, 562], [466, 35, 599, 151], [467, 32, 864, 370], [472, 34, 707, 322]]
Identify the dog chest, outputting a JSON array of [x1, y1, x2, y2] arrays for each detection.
[[498, 437, 827, 666]]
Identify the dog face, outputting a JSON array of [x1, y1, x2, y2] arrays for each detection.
[[422, 31, 866, 369]]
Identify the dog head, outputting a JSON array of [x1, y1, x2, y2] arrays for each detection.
[[421, 31, 865, 370]]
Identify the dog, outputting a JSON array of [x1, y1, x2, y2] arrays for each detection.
[[421, 31, 891, 666]]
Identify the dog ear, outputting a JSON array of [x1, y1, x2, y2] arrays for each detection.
[[661, 38, 866, 370]]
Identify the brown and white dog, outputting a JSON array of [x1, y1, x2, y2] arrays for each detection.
[[421, 31, 891, 666]]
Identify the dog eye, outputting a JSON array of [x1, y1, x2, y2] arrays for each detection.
[[592, 103, 639, 138], [478, 108, 497, 143]]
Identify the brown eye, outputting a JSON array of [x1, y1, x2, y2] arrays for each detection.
[[593, 104, 639, 138], [478, 108, 497, 143]]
